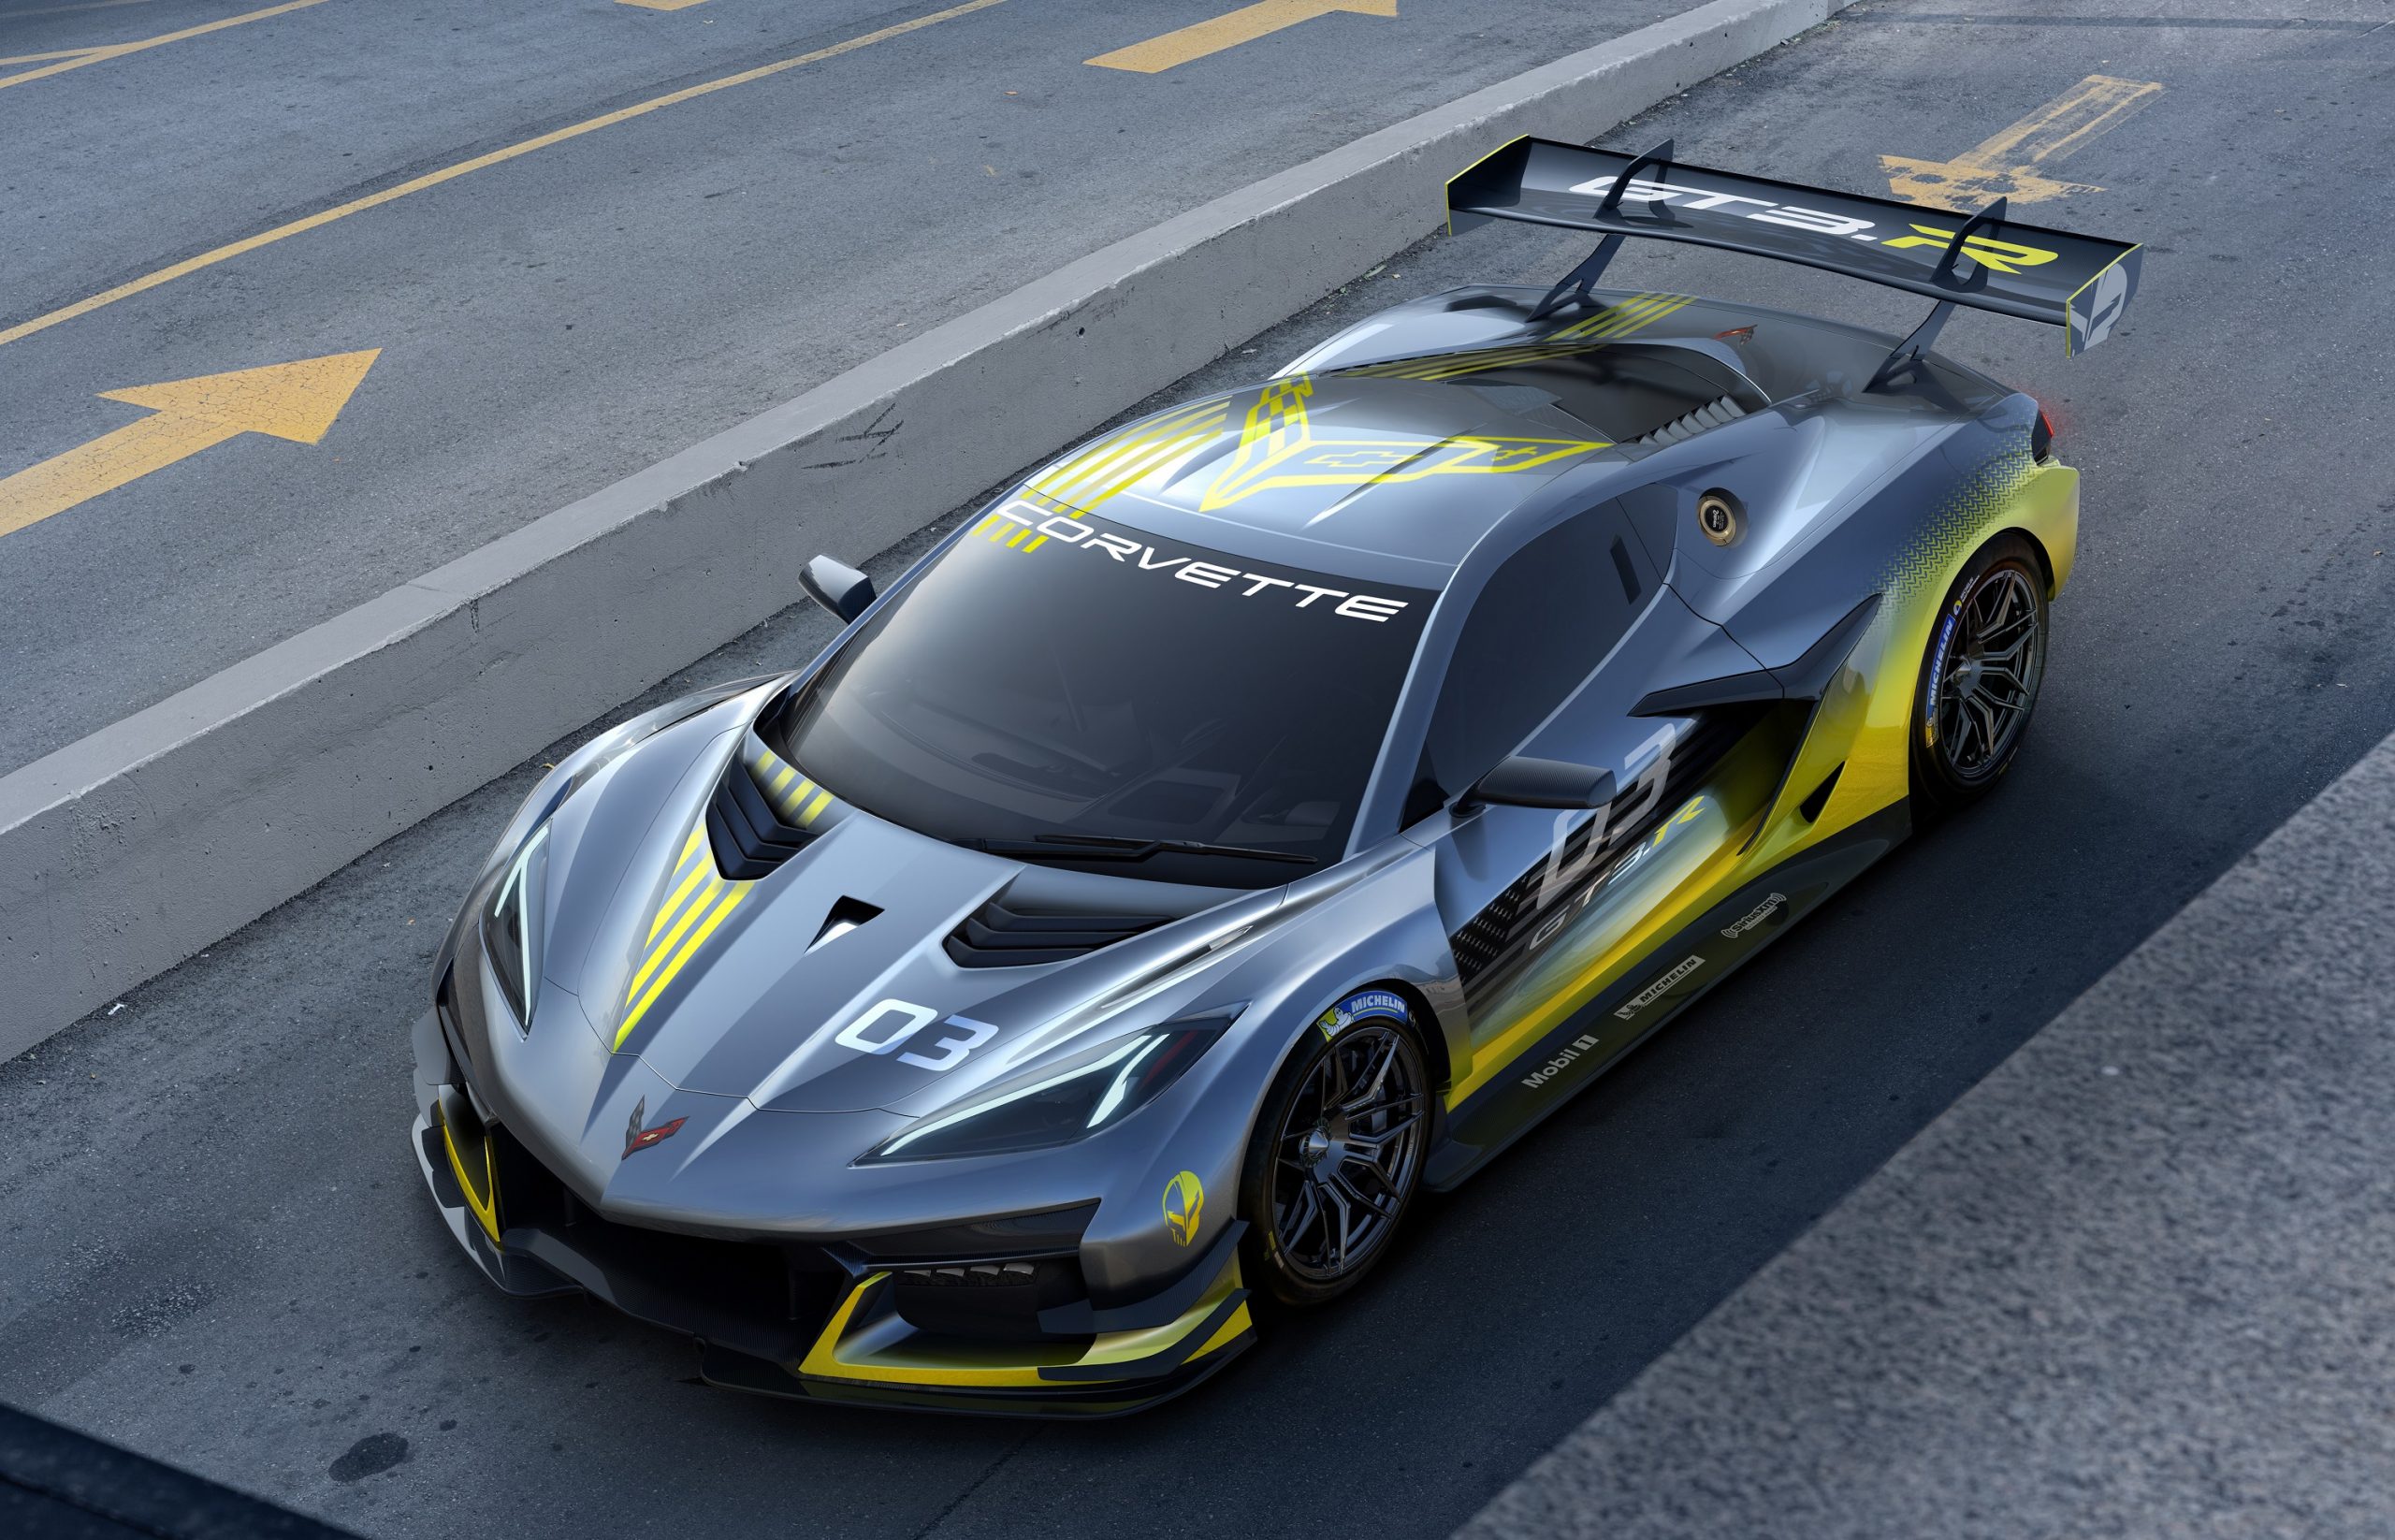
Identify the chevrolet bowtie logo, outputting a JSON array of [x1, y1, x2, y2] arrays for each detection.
[[622, 1096, 686, 1159]]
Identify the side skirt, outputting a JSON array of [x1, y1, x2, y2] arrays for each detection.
[[1423, 805, 1908, 1191]]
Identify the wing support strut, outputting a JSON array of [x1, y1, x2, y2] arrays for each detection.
[[1865, 196, 2010, 392], [1527, 138, 1675, 322]]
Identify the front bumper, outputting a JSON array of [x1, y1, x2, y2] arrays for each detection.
[[410, 1010, 1254, 1417]]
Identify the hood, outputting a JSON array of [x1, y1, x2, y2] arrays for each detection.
[[543, 723, 1260, 1118]]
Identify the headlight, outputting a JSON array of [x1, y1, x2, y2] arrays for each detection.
[[862, 1014, 1233, 1163], [483, 824, 549, 1029]]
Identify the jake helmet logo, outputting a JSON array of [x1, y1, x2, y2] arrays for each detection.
[[2069, 261, 2132, 353], [1162, 1170, 1205, 1246], [621, 1097, 686, 1160]]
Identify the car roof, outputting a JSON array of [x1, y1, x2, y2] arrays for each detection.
[[1024, 340, 1758, 581]]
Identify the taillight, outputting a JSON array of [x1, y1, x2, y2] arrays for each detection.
[[2030, 408, 2056, 462]]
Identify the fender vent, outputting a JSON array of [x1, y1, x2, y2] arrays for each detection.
[[1635, 394, 1747, 448], [944, 894, 1169, 968]]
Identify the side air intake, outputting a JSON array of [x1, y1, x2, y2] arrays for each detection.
[[1635, 395, 1747, 448], [945, 893, 1169, 968]]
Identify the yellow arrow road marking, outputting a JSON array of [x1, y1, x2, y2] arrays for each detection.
[[0, 0, 1008, 353], [1088, 0, 1395, 74], [0, 0, 331, 92], [0, 351, 379, 540], [1882, 74, 2162, 207]]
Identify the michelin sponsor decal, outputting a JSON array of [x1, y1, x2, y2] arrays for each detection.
[[1614, 954, 1705, 1021]]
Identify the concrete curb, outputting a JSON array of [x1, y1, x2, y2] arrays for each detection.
[[0, 0, 1857, 1053]]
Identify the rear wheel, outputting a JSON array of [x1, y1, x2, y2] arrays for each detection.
[[1239, 991, 1429, 1309], [1911, 532, 2049, 816]]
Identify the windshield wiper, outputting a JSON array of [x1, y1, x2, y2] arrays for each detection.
[[967, 834, 1316, 866]]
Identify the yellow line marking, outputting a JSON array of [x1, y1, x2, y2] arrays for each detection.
[[0, 0, 1010, 352], [0, 0, 330, 92], [7, 0, 165, 17], [0, 350, 378, 540], [1881, 75, 2162, 207], [617, 0, 710, 7], [1088, 0, 1394, 74], [0, 47, 113, 66]]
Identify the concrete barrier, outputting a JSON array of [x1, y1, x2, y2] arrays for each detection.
[[0, 0, 1858, 1054]]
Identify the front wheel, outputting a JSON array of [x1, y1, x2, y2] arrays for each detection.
[[1911, 532, 2050, 817], [1239, 991, 1429, 1309]]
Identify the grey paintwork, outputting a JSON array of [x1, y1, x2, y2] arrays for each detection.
[[415, 281, 2035, 1345]]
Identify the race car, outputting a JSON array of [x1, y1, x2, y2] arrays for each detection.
[[412, 138, 2140, 1416]]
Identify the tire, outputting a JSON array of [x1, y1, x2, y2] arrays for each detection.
[[1910, 532, 2050, 818], [1238, 990, 1430, 1310]]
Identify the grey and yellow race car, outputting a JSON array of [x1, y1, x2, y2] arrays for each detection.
[[414, 139, 2140, 1416]]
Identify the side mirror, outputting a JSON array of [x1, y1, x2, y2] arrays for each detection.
[[800, 555, 876, 624], [1458, 755, 1616, 814]]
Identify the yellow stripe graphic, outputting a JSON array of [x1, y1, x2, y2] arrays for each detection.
[[1066, 422, 1225, 509], [1043, 400, 1223, 492], [616, 889, 748, 1048], [1548, 293, 1689, 341], [1035, 402, 1227, 500], [630, 877, 719, 1000], [646, 856, 712, 944]]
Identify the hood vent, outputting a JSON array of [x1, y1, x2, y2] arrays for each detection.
[[1635, 394, 1747, 448], [944, 892, 1170, 968], [810, 897, 882, 952], [705, 752, 816, 880]]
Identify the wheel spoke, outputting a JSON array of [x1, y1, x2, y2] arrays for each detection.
[[1945, 695, 1978, 760], [1345, 1110, 1421, 1157], [1341, 1035, 1399, 1113], [1964, 693, 2001, 758], [1328, 1167, 1396, 1221], [1281, 1182, 1323, 1253], [1318, 1180, 1353, 1270]]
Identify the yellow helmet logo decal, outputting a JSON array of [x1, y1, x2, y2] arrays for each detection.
[[1163, 1170, 1205, 1246]]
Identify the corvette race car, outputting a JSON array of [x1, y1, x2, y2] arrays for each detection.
[[413, 138, 2140, 1416]]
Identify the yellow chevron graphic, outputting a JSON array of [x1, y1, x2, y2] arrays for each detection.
[[1189, 371, 1607, 510]]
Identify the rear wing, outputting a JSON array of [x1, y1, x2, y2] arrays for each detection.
[[1447, 137, 2141, 370]]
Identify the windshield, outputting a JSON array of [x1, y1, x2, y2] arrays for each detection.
[[775, 501, 1433, 883]]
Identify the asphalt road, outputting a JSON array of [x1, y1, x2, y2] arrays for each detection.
[[0, 0, 1700, 775], [7, 1, 2395, 1537]]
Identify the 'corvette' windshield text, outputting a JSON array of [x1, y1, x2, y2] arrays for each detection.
[[985, 499, 1409, 622]]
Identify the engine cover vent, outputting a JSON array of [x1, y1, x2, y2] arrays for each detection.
[[1635, 394, 1748, 449]]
